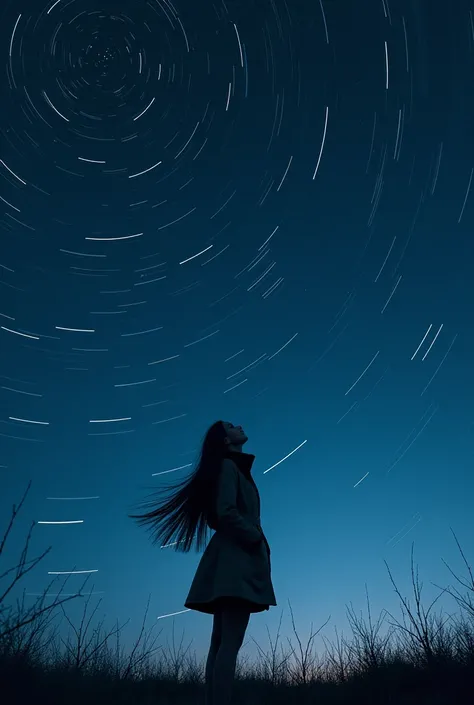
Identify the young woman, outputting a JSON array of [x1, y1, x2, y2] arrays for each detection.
[[129, 420, 277, 705]]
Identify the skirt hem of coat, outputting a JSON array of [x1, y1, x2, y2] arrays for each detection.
[[185, 596, 274, 614]]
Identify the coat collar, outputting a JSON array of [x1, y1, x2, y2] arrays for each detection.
[[226, 450, 255, 478]]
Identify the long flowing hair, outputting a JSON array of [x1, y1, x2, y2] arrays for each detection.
[[128, 420, 228, 553]]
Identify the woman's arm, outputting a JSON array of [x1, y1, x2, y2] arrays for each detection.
[[214, 459, 264, 548]]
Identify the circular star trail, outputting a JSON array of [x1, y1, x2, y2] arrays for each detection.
[[0, 0, 304, 435]]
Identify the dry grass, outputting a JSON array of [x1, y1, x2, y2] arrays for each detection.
[[1, 480, 473, 704]]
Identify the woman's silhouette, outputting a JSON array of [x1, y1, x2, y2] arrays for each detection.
[[128, 420, 277, 705]]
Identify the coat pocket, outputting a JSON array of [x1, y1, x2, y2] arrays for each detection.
[[240, 534, 265, 559]]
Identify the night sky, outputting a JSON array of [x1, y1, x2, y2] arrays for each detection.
[[1, 0, 473, 666]]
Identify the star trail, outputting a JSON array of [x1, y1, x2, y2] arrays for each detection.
[[1, 0, 473, 665]]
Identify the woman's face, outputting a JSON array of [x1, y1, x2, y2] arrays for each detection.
[[222, 421, 248, 447]]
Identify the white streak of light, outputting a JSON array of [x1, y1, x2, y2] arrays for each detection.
[[224, 378, 248, 394], [183, 330, 219, 348], [225, 349, 244, 362], [312, 106, 328, 179], [9, 417, 49, 425], [38, 520, 83, 525], [152, 414, 188, 425], [411, 324, 433, 360], [259, 225, 279, 251], [47, 496, 100, 500], [226, 353, 267, 380], [129, 161, 162, 179], [319, 0, 329, 44], [115, 379, 156, 388], [148, 355, 180, 366], [458, 167, 473, 223], [0, 159, 26, 185], [175, 122, 200, 159], [47, 571, 98, 578], [78, 157, 106, 164], [0, 194, 20, 212], [86, 233, 143, 241], [421, 324, 443, 361], [179, 244, 213, 265], [420, 334, 458, 397], [47, 0, 61, 14], [276, 155, 293, 191], [9, 14, 21, 57], [134, 96, 156, 121], [157, 609, 190, 620], [402, 16, 409, 72], [43, 91, 69, 122], [233, 23, 244, 67], [353, 472, 369, 488], [152, 464, 192, 477], [1, 326, 39, 339], [374, 236, 396, 283], [89, 418, 131, 423], [381, 275, 402, 314], [247, 262, 276, 291], [345, 351, 380, 396], [389, 516, 422, 548], [263, 439, 308, 474], [386, 513, 421, 546], [267, 332, 298, 361]]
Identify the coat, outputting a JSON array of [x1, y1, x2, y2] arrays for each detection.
[[184, 451, 277, 614]]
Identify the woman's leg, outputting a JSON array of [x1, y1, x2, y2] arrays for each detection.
[[212, 605, 251, 705], [204, 611, 223, 705]]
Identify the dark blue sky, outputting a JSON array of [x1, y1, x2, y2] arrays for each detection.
[[1, 0, 473, 664]]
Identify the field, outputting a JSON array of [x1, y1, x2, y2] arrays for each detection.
[[1, 481, 473, 705]]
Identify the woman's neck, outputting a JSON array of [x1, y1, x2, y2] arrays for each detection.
[[227, 444, 243, 453]]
